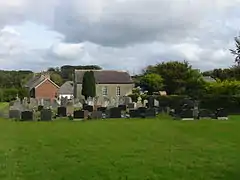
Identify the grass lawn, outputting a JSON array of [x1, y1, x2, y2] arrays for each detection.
[[0, 117, 240, 180]]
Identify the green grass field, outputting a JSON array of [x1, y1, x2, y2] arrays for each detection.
[[0, 117, 240, 180]]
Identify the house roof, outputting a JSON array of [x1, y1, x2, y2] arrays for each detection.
[[25, 74, 59, 89], [203, 76, 216, 83], [74, 70, 134, 84], [58, 81, 73, 94]]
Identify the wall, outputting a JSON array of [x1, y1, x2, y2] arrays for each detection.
[[35, 79, 59, 100], [75, 83, 134, 99]]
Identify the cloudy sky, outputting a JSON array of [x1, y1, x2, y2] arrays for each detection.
[[0, 0, 240, 73]]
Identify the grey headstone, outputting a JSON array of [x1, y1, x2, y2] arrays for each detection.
[[9, 110, 21, 119], [41, 109, 52, 121], [91, 111, 103, 119]]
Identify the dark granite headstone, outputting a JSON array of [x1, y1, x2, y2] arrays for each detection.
[[145, 108, 156, 118], [118, 105, 127, 111], [74, 110, 88, 119], [180, 109, 194, 120], [9, 110, 21, 119], [21, 111, 33, 121], [97, 107, 107, 113], [109, 107, 121, 118], [91, 111, 103, 119], [57, 107, 67, 117], [129, 109, 140, 118], [148, 96, 155, 108], [215, 108, 228, 120], [41, 109, 52, 121], [83, 105, 93, 112], [198, 109, 212, 119]]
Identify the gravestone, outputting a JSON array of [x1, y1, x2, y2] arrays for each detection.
[[74, 110, 88, 119], [43, 99, 51, 108], [66, 105, 74, 116], [83, 105, 93, 112], [41, 109, 52, 121], [91, 111, 103, 119], [145, 108, 156, 118], [21, 111, 33, 121], [74, 102, 83, 109], [9, 110, 21, 119], [198, 109, 212, 119], [60, 97, 68, 107], [180, 109, 194, 120], [129, 109, 140, 118], [215, 108, 228, 120], [143, 100, 148, 107], [87, 97, 94, 106], [123, 96, 132, 105], [57, 107, 67, 117], [127, 103, 135, 109], [118, 105, 127, 111], [109, 107, 121, 118], [97, 107, 107, 113], [52, 99, 59, 109], [154, 99, 159, 107], [148, 96, 155, 108]]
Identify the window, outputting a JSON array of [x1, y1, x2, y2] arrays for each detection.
[[102, 86, 108, 96], [116, 86, 121, 96]]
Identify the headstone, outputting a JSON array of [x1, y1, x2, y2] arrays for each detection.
[[143, 100, 148, 107], [60, 97, 68, 107], [136, 100, 143, 108], [129, 109, 140, 118], [198, 109, 212, 119], [154, 99, 159, 107], [123, 96, 132, 105], [66, 105, 74, 116], [109, 107, 121, 118], [83, 105, 93, 112], [148, 96, 155, 108], [41, 109, 52, 121], [73, 102, 83, 109], [87, 97, 94, 106], [97, 107, 107, 113], [74, 110, 88, 119], [127, 103, 135, 109], [215, 108, 228, 120], [118, 105, 127, 111], [21, 111, 33, 121], [145, 108, 156, 118], [57, 107, 67, 117], [52, 99, 59, 109], [91, 111, 103, 119], [180, 109, 194, 120], [43, 99, 51, 108], [9, 110, 21, 119]]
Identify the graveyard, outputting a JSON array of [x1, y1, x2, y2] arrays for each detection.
[[0, 95, 239, 179]]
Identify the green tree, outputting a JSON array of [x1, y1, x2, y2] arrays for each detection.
[[140, 73, 163, 94], [230, 36, 240, 66], [50, 73, 64, 86], [145, 61, 198, 95], [81, 71, 96, 99]]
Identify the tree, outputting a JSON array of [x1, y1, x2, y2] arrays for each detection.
[[144, 61, 197, 95], [140, 73, 163, 94], [81, 71, 96, 99], [230, 36, 240, 66], [50, 73, 63, 86]]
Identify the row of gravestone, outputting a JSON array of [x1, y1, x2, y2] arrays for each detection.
[[56, 106, 157, 120], [172, 108, 228, 120], [9, 109, 52, 121]]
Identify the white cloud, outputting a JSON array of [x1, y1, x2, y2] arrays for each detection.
[[0, 0, 239, 72]]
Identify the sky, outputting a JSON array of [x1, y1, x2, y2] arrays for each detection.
[[0, 0, 240, 73]]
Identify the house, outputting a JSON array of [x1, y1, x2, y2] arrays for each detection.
[[58, 81, 74, 99], [203, 76, 216, 83], [25, 73, 59, 101], [74, 70, 134, 99]]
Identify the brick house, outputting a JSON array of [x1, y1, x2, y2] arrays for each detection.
[[74, 70, 134, 99], [25, 73, 59, 101]]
